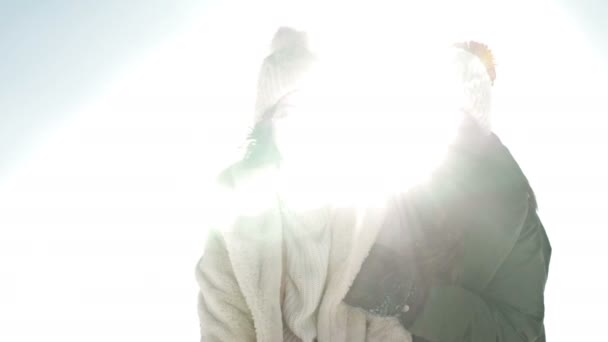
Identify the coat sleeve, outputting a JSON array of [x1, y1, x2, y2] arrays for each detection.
[[409, 213, 551, 342], [196, 228, 256, 341]]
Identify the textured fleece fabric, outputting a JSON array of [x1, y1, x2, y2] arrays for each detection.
[[196, 164, 413, 342]]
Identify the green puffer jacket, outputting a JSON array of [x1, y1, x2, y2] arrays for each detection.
[[345, 129, 551, 342]]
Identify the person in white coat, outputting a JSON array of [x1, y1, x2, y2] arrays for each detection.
[[195, 27, 414, 342]]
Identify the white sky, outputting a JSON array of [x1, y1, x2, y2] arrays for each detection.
[[1, 1, 607, 341]]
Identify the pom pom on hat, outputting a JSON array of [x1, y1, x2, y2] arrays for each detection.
[[271, 26, 309, 54]]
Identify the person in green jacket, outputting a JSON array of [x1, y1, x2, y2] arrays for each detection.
[[344, 42, 551, 341]]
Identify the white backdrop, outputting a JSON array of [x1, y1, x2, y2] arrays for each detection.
[[1, 1, 606, 341]]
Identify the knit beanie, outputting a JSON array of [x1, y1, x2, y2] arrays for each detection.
[[450, 41, 496, 135], [254, 27, 317, 122]]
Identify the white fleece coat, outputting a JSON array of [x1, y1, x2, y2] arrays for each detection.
[[196, 164, 412, 342]]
